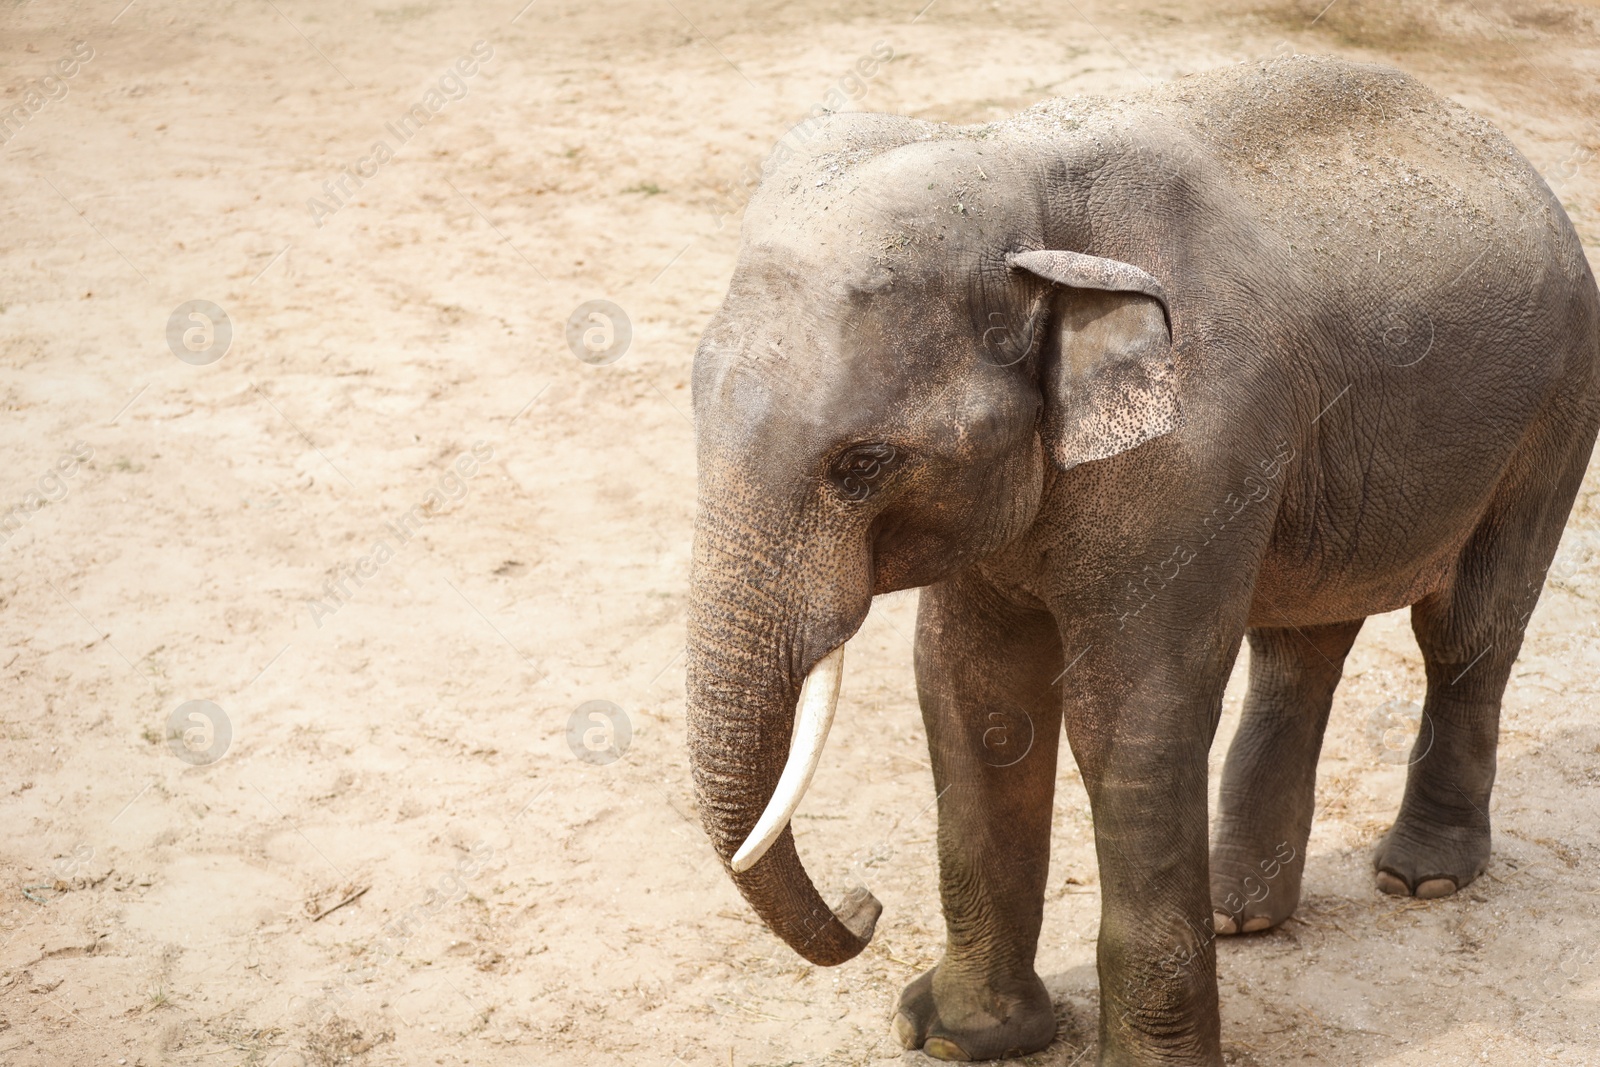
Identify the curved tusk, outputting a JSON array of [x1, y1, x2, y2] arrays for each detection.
[[730, 644, 846, 873]]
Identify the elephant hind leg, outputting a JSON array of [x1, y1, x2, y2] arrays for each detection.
[[1372, 593, 1523, 900], [1375, 425, 1589, 900], [1211, 619, 1365, 935]]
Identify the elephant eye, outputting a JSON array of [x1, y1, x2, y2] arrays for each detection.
[[829, 443, 901, 502]]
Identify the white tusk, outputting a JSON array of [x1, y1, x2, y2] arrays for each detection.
[[730, 644, 845, 873]]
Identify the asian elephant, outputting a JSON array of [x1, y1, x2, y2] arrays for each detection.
[[685, 55, 1600, 1065]]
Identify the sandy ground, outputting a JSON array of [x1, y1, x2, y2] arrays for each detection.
[[0, 0, 1598, 1064]]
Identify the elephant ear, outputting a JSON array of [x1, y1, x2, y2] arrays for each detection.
[[1008, 250, 1179, 472]]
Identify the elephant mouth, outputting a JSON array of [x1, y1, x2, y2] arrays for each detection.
[[730, 642, 847, 872]]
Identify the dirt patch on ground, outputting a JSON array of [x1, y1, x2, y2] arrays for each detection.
[[0, 0, 1597, 1064]]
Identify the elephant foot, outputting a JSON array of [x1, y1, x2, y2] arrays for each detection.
[[1372, 813, 1489, 899], [1209, 837, 1304, 936], [892, 964, 1055, 1061]]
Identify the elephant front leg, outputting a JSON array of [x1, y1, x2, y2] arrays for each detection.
[[1069, 654, 1235, 1065], [895, 574, 1065, 1061]]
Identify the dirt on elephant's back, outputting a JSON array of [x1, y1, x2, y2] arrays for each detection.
[[1151, 55, 1563, 266]]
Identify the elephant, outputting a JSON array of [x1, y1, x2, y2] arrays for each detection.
[[685, 54, 1600, 1065]]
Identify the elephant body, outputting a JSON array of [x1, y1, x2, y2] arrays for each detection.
[[687, 55, 1600, 1064]]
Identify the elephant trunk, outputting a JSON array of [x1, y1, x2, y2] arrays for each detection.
[[686, 515, 881, 966]]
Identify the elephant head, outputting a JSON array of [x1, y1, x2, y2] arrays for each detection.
[[687, 117, 1179, 965]]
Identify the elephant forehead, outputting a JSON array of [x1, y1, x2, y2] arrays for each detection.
[[742, 215, 1007, 288], [712, 249, 978, 360], [695, 317, 1022, 471], [744, 141, 1032, 272]]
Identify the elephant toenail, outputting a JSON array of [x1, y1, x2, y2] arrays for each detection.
[[1213, 910, 1238, 935], [923, 1037, 973, 1061], [891, 1012, 918, 1049], [1375, 870, 1411, 896], [1415, 877, 1458, 899], [1242, 916, 1273, 933]]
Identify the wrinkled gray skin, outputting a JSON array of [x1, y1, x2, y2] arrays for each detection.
[[686, 56, 1600, 1065]]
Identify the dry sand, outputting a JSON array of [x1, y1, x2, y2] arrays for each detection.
[[0, 0, 1598, 1064]]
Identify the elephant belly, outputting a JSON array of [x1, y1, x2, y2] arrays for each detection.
[[1246, 533, 1464, 629], [1244, 410, 1548, 628]]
